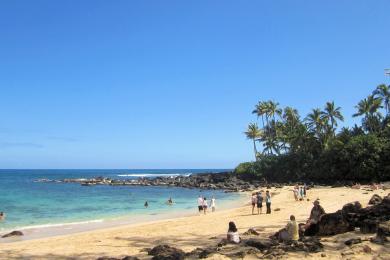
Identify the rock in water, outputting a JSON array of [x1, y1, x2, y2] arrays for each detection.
[[148, 245, 185, 260], [368, 194, 383, 205], [317, 212, 354, 236], [1, 230, 23, 238]]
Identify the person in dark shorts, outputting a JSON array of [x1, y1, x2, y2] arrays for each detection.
[[256, 191, 263, 214], [197, 195, 204, 213], [144, 201, 148, 208]]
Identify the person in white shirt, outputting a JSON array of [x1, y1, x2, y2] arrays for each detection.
[[227, 221, 240, 244], [197, 195, 204, 213], [210, 196, 216, 212]]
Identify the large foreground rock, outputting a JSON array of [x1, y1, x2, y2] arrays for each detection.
[[317, 212, 354, 236], [369, 194, 383, 205], [148, 245, 185, 260]]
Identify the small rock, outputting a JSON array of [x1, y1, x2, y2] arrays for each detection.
[[243, 228, 260, 236], [1, 230, 24, 238], [362, 245, 372, 254], [321, 253, 326, 257], [274, 208, 281, 211], [368, 194, 383, 205], [345, 238, 362, 246]]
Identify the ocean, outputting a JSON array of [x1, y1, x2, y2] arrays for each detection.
[[0, 169, 242, 234]]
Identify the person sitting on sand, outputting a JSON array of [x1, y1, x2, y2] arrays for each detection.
[[256, 191, 263, 214], [210, 196, 216, 212], [197, 195, 204, 214], [304, 200, 325, 236], [227, 221, 241, 244], [251, 193, 257, 215], [278, 215, 299, 242], [144, 201, 148, 208], [202, 197, 208, 214], [0, 212, 5, 221]]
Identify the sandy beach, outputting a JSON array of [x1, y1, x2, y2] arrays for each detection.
[[1, 186, 389, 260]]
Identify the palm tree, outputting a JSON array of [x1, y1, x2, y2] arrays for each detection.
[[305, 108, 325, 137], [321, 101, 344, 134], [252, 101, 267, 128], [244, 123, 262, 160], [373, 84, 390, 115], [353, 95, 382, 132]]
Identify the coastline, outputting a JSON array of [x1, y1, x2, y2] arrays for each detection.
[[1, 186, 389, 259], [0, 191, 248, 243]]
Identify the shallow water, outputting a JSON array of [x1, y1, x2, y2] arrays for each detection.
[[0, 169, 241, 232]]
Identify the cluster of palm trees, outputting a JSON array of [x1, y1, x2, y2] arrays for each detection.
[[245, 84, 390, 161]]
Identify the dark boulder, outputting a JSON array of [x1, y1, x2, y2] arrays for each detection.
[[317, 212, 354, 236], [368, 194, 383, 205], [243, 228, 260, 236], [148, 245, 185, 260], [344, 238, 362, 246], [360, 219, 378, 234], [1, 230, 24, 238], [244, 238, 277, 250]]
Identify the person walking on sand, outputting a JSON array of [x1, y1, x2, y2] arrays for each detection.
[[256, 191, 263, 214], [293, 186, 299, 201], [265, 190, 271, 214], [197, 195, 204, 214], [303, 183, 307, 197], [202, 197, 208, 214], [251, 193, 257, 215], [210, 196, 216, 212]]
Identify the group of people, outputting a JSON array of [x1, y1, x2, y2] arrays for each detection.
[[293, 184, 307, 201], [225, 199, 326, 244], [250, 190, 271, 215], [197, 195, 216, 214], [143, 197, 174, 208]]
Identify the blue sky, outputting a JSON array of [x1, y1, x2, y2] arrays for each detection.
[[0, 1, 389, 169]]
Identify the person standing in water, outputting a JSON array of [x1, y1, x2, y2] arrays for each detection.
[[0, 212, 5, 221], [210, 196, 216, 212], [197, 195, 204, 214], [202, 197, 208, 214], [144, 201, 148, 208], [167, 197, 173, 205], [265, 190, 271, 214]]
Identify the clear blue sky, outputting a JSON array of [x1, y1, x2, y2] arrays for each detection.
[[0, 1, 389, 169]]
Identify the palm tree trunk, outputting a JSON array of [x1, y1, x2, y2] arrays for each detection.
[[253, 139, 257, 161]]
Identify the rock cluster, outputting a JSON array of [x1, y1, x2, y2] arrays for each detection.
[[35, 172, 269, 192]]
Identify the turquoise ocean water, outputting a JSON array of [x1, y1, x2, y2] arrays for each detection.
[[0, 169, 241, 232]]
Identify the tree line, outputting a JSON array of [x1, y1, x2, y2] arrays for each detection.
[[237, 84, 390, 183]]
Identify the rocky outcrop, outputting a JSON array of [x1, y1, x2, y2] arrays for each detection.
[[35, 172, 271, 192], [1, 230, 23, 238], [317, 212, 354, 236]]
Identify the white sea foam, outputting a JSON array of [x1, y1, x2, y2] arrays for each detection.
[[2, 219, 104, 232]]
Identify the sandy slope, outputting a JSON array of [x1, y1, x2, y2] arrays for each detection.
[[1, 186, 389, 260]]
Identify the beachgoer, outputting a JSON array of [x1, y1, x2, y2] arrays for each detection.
[[144, 201, 148, 208], [167, 197, 173, 205], [303, 183, 307, 197], [265, 190, 271, 214], [278, 215, 299, 242], [197, 195, 204, 213], [0, 212, 5, 221], [210, 196, 216, 212], [203, 197, 208, 214], [299, 186, 304, 201], [256, 191, 263, 214], [293, 185, 299, 201], [304, 200, 325, 236], [227, 221, 241, 244], [251, 193, 257, 215]]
